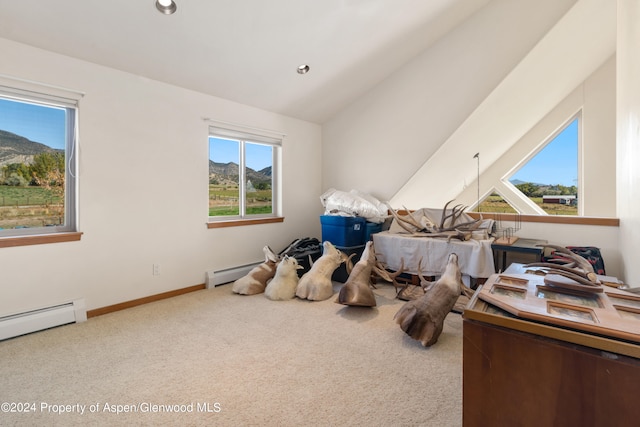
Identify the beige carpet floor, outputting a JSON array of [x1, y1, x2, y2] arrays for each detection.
[[0, 281, 463, 426]]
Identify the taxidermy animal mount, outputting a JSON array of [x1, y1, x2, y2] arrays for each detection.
[[232, 246, 280, 295], [336, 240, 380, 307], [394, 253, 464, 346], [296, 241, 347, 301], [265, 255, 304, 301]]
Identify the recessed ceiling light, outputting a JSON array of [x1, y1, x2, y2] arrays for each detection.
[[156, 0, 177, 15], [297, 64, 310, 75]]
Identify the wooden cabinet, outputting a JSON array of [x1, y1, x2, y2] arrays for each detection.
[[463, 288, 640, 427]]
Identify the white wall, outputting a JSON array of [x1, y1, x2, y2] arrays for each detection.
[[0, 38, 323, 315], [389, 0, 615, 209], [617, 0, 640, 286], [456, 56, 616, 216], [322, 0, 578, 202], [583, 57, 618, 218]]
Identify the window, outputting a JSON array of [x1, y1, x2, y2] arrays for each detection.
[[507, 116, 579, 215], [471, 114, 580, 216], [476, 190, 517, 213], [0, 86, 78, 238], [208, 126, 280, 221]]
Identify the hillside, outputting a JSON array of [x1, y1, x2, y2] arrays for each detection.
[[209, 160, 271, 186], [510, 178, 545, 186], [0, 130, 59, 166]]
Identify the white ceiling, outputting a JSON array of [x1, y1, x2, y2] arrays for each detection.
[[0, 0, 490, 124]]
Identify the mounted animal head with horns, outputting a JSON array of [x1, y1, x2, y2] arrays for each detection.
[[394, 252, 464, 347]]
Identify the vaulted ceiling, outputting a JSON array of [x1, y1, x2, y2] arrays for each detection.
[[390, 0, 616, 208], [0, 0, 490, 124]]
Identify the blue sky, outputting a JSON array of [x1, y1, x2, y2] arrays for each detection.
[[0, 98, 66, 150], [209, 137, 272, 171], [510, 118, 578, 187]]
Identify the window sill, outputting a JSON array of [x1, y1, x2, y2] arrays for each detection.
[[207, 216, 284, 229], [0, 232, 83, 248], [467, 212, 619, 227]]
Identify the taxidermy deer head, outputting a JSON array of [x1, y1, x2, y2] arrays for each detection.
[[232, 245, 280, 295], [394, 253, 463, 346], [336, 240, 378, 307], [296, 241, 347, 301]]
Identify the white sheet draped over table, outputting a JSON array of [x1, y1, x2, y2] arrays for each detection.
[[372, 231, 496, 279]]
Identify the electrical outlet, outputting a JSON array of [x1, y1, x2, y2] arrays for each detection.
[[153, 263, 160, 276]]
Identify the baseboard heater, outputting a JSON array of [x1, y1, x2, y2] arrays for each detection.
[[0, 299, 87, 341], [206, 262, 262, 288]]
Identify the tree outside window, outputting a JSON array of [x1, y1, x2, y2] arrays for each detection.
[[0, 94, 77, 235]]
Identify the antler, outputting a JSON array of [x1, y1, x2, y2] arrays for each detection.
[[439, 200, 464, 230], [416, 258, 435, 290], [385, 203, 423, 233], [539, 244, 595, 274], [437, 201, 480, 232], [524, 262, 590, 279], [373, 258, 405, 291], [344, 252, 358, 276], [406, 206, 436, 231], [540, 244, 598, 284], [386, 200, 480, 236], [526, 244, 600, 285]]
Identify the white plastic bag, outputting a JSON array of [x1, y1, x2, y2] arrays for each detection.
[[320, 188, 388, 223]]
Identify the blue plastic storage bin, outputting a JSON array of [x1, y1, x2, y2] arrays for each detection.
[[320, 215, 366, 247], [364, 222, 382, 242]]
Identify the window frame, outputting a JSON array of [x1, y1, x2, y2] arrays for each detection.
[[0, 82, 80, 243], [207, 125, 282, 226], [503, 113, 581, 216], [472, 112, 583, 217]]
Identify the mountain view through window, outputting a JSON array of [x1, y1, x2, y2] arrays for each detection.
[[0, 96, 73, 233]]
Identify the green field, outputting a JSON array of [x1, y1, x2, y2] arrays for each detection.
[[208, 184, 272, 216], [0, 186, 64, 228], [477, 194, 577, 216], [0, 186, 62, 206]]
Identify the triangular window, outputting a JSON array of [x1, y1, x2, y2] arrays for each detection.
[[508, 116, 579, 215]]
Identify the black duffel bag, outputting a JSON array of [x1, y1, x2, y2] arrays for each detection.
[[279, 237, 323, 277]]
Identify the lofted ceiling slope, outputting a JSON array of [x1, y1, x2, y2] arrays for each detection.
[[0, 0, 490, 124], [390, 0, 616, 208]]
